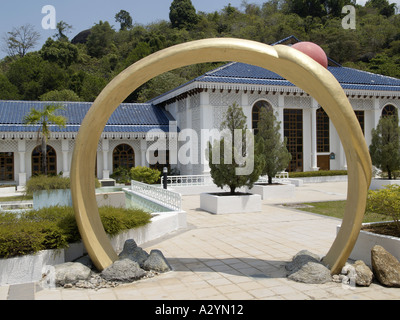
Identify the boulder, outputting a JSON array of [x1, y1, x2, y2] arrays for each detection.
[[354, 260, 373, 287], [118, 239, 149, 267], [54, 262, 92, 286], [101, 259, 146, 282], [143, 250, 172, 273], [371, 245, 400, 287], [286, 250, 332, 284]]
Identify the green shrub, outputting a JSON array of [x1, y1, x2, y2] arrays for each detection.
[[25, 175, 71, 195], [110, 167, 131, 184], [130, 166, 161, 184], [0, 206, 152, 258], [288, 170, 347, 178], [25, 175, 100, 195], [366, 184, 400, 232]]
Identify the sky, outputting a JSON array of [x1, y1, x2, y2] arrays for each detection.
[[0, 0, 398, 58]]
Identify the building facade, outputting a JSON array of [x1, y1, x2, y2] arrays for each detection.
[[1, 40, 400, 189]]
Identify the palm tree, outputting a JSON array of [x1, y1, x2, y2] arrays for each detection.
[[23, 104, 67, 175]]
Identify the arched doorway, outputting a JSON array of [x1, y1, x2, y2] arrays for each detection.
[[32, 145, 57, 176], [252, 100, 272, 134], [112, 144, 135, 170]]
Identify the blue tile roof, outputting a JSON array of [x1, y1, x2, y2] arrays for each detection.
[[195, 62, 400, 92], [0, 101, 175, 133]]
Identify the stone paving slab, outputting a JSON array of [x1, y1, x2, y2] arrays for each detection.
[[2, 182, 400, 300]]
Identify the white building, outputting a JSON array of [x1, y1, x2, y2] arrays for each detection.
[[1, 38, 400, 189]]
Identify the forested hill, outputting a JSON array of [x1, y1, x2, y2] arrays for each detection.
[[0, 0, 399, 103]]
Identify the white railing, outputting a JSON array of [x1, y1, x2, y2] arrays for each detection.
[[161, 172, 290, 187], [161, 174, 213, 187], [274, 171, 289, 182], [130, 180, 182, 211]]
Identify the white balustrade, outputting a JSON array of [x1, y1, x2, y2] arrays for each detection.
[[161, 174, 213, 187], [130, 180, 182, 211]]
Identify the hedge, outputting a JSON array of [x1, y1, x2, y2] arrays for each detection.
[[0, 206, 152, 258], [288, 170, 347, 178], [25, 175, 101, 195]]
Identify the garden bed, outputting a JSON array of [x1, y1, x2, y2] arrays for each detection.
[[0, 210, 186, 286], [337, 221, 400, 266]]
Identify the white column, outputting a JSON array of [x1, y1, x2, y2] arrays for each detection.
[[102, 139, 110, 179], [278, 94, 285, 139], [311, 99, 319, 171], [61, 139, 70, 177], [17, 140, 26, 189], [140, 139, 147, 167]]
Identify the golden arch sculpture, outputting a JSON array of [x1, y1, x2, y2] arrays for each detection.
[[70, 38, 372, 274]]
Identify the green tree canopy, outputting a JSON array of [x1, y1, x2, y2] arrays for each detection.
[[115, 10, 133, 31], [169, 0, 199, 29], [0, 73, 19, 100], [40, 38, 79, 68], [39, 89, 81, 102], [86, 21, 116, 58]]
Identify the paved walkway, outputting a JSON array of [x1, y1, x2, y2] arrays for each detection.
[[1, 181, 400, 300]]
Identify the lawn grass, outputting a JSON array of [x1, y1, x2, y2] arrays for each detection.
[[294, 200, 392, 223]]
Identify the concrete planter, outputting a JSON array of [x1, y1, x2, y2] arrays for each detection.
[[369, 178, 400, 190], [0, 210, 186, 286], [249, 183, 295, 200], [200, 192, 261, 214], [33, 189, 72, 210], [337, 221, 400, 266]]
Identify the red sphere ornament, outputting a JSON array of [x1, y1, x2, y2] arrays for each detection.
[[291, 42, 328, 69]]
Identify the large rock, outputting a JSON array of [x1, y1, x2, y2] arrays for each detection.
[[286, 250, 332, 284], [371, 245, 400, 287], [143, 250, 172, 273], [118, 239, 149, 267], [54, 262, 92, 286], [101, 259, 146, 282], [354, 260, 373, 287]]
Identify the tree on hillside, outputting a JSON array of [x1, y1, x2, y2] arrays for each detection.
[[366, 0, 397, 17], [0, 73, 19, 100], [169, 0, 199, 29], [23, 104, 67, 175], [54, 21, 73, 41], [255, 107, 292, 184], [1, 24, 40, 58], [86, 21, 115, 58], [115, 10, 133, 31], [40, 38, 79, 68], [369, 114, 400, 179], [208, 103, 264, 194]]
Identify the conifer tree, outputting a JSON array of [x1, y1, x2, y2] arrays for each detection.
[[208, 103, 264, 195], [255, 107, 292, 184], [369, 115, 400, 179]]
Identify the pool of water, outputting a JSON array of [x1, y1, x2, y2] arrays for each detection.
[[96, 186, 172, 213], [96, 186, 124, 193]]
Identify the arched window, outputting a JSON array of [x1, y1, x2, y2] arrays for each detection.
[[32, 145, 57, 176], [382, 104, 398, 119], [252, 100, 272, 134], [113, 144, 135, 170]]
